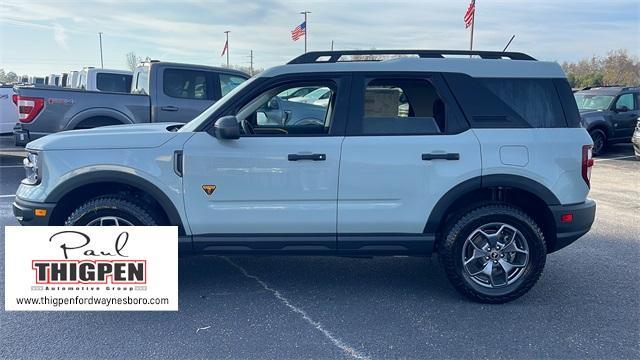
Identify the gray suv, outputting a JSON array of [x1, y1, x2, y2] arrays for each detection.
[[574, 86, 640, 155]]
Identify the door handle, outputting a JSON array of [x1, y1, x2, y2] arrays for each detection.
[[161, 106, 179, 112], [422, 153, 460, 161], [288, 153, 326, 161]]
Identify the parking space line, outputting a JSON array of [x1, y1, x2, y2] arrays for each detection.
[[0, 165, 24, 168], [222, 257, 370, 360], [595, 155, 635, 162], [0, 195, 15, 198]]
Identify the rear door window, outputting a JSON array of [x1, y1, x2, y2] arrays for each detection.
[[163, 69, 213, 100], [353, 78, 447, 135], [96, 73, 133, 93]]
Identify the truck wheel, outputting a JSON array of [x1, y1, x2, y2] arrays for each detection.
[[64, 196, 161, 226], [589, 129, 606, 156], [439, 204, 546, 303]]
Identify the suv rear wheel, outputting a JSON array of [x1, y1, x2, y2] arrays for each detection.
[[64, 196, 161, 226], [439, 204, 546, 303], [589, 129, 606, 156]]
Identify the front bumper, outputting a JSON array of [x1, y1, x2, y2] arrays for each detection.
[[548, 199, 596, 253], [13, 197, 56, 226]]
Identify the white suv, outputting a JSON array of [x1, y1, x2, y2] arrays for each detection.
[[13, 50, 596, 303]]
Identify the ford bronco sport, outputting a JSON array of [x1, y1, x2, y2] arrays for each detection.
[[13, 50, 596, 303]]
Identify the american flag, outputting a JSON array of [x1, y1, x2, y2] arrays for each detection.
[[464, 0, 475, 28], [291, 21, 306, 41]]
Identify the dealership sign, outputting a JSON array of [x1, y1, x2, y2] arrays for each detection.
[[5, 227, 178, 311]]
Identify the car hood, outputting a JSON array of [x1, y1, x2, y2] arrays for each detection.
[[27, 123, 184, 151]]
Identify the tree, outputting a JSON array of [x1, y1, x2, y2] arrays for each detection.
[[125, 52, 138, 71], [562, 49, 639, 88]]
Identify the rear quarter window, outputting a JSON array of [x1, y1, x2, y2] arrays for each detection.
[[481, 78, 566, 128], [96, 73, 133, 93]]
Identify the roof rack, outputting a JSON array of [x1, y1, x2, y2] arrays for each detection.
[[288, 49, 536, 64]]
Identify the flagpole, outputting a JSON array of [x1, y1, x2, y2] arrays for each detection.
[[300, 11, 311, 53], [469, 2, 475, 56], [224, 30, 230, 67]]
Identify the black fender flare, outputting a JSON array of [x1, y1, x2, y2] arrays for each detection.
[[46, 170, 185, 235], [424, 174, 560, 233]]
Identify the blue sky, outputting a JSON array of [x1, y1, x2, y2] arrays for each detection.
[[1, 0, 639, 76]]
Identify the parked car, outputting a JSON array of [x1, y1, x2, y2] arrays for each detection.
[[574, 86, 640, 155], [65, 70, 80, 88], [288, 86, 332, 107], [0, 85, 18, 134], [13, 62, 248, 145], [633, 118, 640, 160], [46, 74, 61, 87], [77, 67, 132, 92], [277, 86, 319, 100], [13, 50, 596, 303], [28, 76, 45, 85]]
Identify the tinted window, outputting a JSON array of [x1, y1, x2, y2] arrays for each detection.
[[236, 82, 335, 136], [482, 78, 566, 128], [360, 78, 444, 135], [219, 74, 246, 97], [163, 69, 212, 100], [615, 93, 635, 110], [96, 73, 132, 93]]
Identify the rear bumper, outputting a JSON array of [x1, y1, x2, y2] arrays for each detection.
[[548, 199, 596, 253], [13, 197, 56, 226]]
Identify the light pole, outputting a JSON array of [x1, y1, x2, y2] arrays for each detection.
[[224, 31, 230, 68], [300, 11, 311, 53], [98, 32, 104, 68]]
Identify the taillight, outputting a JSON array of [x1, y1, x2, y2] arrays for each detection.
[[16, 96, 44, 123], [11, 94, 18, 105], [582, 145, 594, 188]]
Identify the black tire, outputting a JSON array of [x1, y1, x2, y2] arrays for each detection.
[[589, 129, 606, 156], [439, 204, 547, 304], [64, 196, 161, 226]]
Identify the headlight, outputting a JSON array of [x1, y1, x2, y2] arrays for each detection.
[[22, 152, 40, 185]]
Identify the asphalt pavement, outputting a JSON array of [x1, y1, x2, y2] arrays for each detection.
[[0, 141, 638, 359]]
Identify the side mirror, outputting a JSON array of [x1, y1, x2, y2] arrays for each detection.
[[616, 106, 629, 113], [210, 116, 240, 140]]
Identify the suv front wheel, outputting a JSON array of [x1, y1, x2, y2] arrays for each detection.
[[439, 204, 547, 303], [64, 196, 162, 226]]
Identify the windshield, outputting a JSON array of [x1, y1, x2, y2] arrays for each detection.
[[179, 76, 259, 133], [574, 93, 614, 111]]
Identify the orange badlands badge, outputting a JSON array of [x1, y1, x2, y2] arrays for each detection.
[[202, 185, 217, 196]]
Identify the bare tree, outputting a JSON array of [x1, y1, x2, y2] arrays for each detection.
[[125, 52, 138, 71]]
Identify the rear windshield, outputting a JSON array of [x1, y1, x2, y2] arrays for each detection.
[[96, 73, 132, 93]]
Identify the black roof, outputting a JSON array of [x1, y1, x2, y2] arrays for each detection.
[[288, 49, 536, 64]]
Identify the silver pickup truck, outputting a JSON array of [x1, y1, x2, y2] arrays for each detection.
[[13, 61, 248, 145]]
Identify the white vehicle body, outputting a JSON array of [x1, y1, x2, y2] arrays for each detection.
[[0, 85, 18, 134], [288, 87, 331, 106], [14, 50, 597, 303], [46, 74, 61, 86], [66, 71, 80, 88], [77, 68, 133, 92]]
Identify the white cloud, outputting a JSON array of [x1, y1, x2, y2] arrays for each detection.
[[53, 23, 68, 49]]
